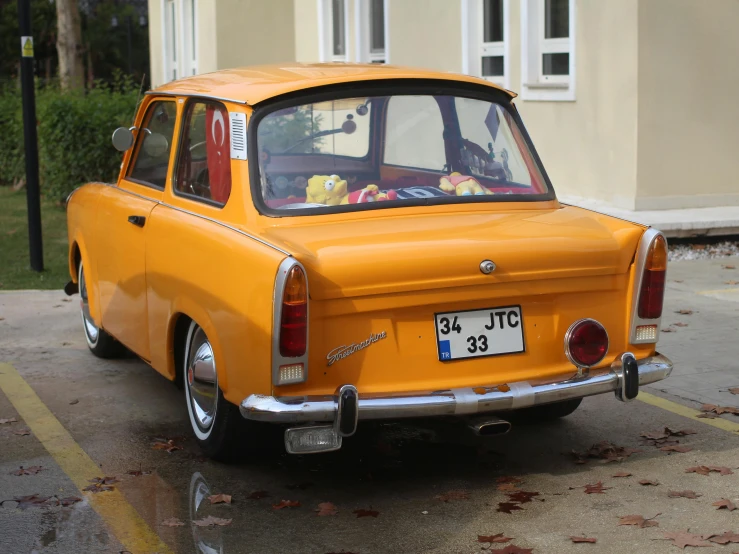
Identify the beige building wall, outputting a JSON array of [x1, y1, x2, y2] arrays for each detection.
[[514, 0, 640, 210], [215, 0, 295, 69], [387, 0, 462, 72], [147, 1, 164, 87], [636, 0, 739, 210], [295, 0, 320, 62]]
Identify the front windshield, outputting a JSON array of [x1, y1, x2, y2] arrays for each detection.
[[256, 93, 549, 212]]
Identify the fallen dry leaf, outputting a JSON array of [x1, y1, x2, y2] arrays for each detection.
[[126, 469, 150, 477], [497, 502, 524, 514], [83, 476, 119, 493], [13, 429, 31, 436], [707, 531, 739, 544], [584, 482, 611, 494], [722, 264, 736, 270], [0, 417, 18, 425], [353, 508, 379, 518], [247, 490, 269, 500], [478, 534, 513, 544], [434, 489, 469, 502], [57, 496, 82, 507], [208, 494, 232, 505], [725, 280, 739, 285], [668, 490, 701, 499], [11, 466, 43, 476], [639, 479, 660, 486], [506, 491, 539, 504], [696, 412, 719, 419], [673, 322, 689, 327], [701, 404, 739, 416], [192, 516, 232, 527], [729, 387, 739, 395], [1, 494, 52, 510], [570, 536, 597, 543], [686, 465, 733, 476], [612, 472, 632, 478], [69, 399, 79, 405], [152, 439, 182, 453], [488, 545, 533, 554], [660, 530, 712, 549], [661, 328, 675, 333], [160, 517, 185, 527], [315, 502, 338, 516], [618, 514, 660, 528], [496, 476, 523, 484], [660, 445, 693, 453], [571, 441, 642, 464], [712, 499, 737, 511], [675, 309, 694, 315], [497, 483, 519, 491], [272, 500, 300, 510]]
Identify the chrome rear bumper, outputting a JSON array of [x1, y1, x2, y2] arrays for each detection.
[[239, 353, 672, 424]]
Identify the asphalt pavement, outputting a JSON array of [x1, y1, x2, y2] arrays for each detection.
[[1, 257, 738, 554]]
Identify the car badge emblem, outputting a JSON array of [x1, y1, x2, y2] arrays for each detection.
[[327, 331, 387, 366], [480, 260, 496, 274]]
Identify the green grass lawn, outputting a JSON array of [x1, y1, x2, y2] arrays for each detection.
[[0, 187, 70, 290]]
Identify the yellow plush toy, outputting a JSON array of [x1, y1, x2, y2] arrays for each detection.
[[439, 172, 493, 196], [305, 174, 348, 205]]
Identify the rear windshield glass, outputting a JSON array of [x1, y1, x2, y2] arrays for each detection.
[[255, 94, 549, 212]]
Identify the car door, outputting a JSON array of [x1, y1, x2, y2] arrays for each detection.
[[94, 99, 178, 360]]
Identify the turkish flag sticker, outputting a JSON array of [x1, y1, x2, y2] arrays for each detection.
[[205, 105, 232, 204]]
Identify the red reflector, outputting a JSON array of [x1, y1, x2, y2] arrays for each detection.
[[566, 319, 608, 368], [638, 269, 665, 319], [279, 266, 307, 357]]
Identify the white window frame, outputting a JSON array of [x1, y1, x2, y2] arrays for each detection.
[[355, 0, 388, 64], [162, 0, 177, 83], [461, 0, 509, 89], [318, 0, 350, 62], [180, 0, 197, 76], [521, 0, 576, 101]]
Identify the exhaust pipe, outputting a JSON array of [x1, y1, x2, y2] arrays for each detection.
[[469, 417, 511, 437]]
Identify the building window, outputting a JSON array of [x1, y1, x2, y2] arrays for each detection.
[[368, 0, 385, 63], [521, 0, 575, 101], [461, 0, 508, 88], [318, 0, 349, 62], [161, 0, 198, 83], [163, 0, 177, 82]]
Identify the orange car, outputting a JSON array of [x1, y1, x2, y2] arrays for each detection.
[[65, 64, 671, 459]]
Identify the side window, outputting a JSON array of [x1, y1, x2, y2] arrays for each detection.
[[127, 101, 177, 189], [383, 95, 445, 171], [175, 101, 232, 206]]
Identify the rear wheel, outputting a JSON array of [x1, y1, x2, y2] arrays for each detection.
[[514, 398, 582, 422], [183, 320, 248, 461], [78, 262, 125, 359]]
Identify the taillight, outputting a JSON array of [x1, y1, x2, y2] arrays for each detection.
[[638, 235, 667, 319], [279, 266, 307, 357], [565, 319, 609, 368]]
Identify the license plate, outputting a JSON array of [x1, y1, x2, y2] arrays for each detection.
[[434, 306, 525, 361]]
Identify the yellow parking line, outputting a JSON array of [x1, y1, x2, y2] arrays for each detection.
[[638, 391, 739, 433], [0, 362, 172, 554]]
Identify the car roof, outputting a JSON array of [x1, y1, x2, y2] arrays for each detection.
[[149, 63, 516, 105]]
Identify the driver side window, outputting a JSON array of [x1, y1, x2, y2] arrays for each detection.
[[127, 101, 176, 189], [174, 100, 232, 206]]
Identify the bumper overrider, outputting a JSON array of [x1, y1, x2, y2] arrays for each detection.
[[240, 352, 672, 454]]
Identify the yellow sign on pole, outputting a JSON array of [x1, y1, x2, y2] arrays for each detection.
[[21, 36, 34, 58]]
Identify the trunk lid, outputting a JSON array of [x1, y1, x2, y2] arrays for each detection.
[[261, 205, 644, 300]]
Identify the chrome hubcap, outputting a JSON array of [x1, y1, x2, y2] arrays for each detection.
[[186, 327, 217, 432], [79, 265, 99, 344]]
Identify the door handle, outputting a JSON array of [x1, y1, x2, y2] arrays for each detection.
[[127, 215, 146, 227]]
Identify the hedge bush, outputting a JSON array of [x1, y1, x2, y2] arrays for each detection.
[[0, 76, 140, 202], [0, 87, 24, 187]]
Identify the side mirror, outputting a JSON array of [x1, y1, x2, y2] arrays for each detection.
[[112, 127, 134, 152]]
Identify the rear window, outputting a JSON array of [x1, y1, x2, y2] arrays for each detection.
[[255, 93, 550, 213]]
